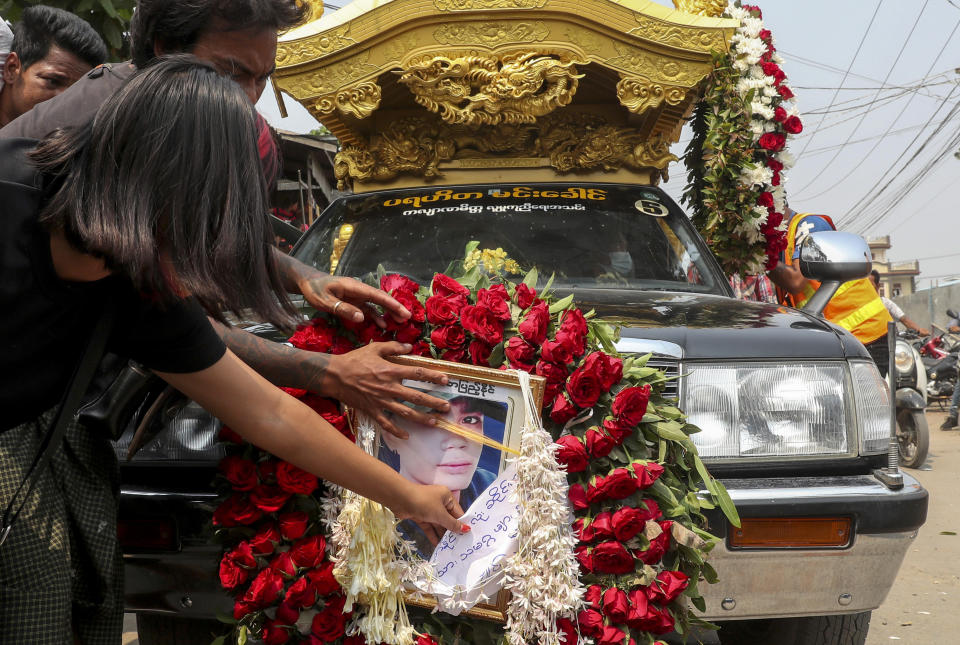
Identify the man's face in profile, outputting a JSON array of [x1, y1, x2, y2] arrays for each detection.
[[1, 45, 91, 125]]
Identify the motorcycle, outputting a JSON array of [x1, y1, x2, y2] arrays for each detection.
[[893, 333, 930, 468], [920, 312, 959, 410]]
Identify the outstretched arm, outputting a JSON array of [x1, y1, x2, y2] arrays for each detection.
[[211, 319, 451, 439], [768, 262, 808, 295], [899, 315, 929, 337], [156, 350, 467, 534]]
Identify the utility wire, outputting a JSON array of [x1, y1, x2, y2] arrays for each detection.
[[794, 0, 929, 196], [802, 122, 932, 156], [793, 0, 885, 159]]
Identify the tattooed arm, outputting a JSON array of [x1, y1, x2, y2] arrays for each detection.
[[210, 319, 451, 438]]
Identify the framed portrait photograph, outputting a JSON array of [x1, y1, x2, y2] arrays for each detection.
[[379, 356, 545, 622]]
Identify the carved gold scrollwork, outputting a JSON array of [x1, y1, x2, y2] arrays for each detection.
[[631, 15, 726, 51], [671, 0, 727, 17], [397, 52, 584, 127], [433, 21, 550, 46], [616, 76, 687, 115], [275, 26, 354, 66], [310, 81, 382, 120], [433, 0, 547, 10]]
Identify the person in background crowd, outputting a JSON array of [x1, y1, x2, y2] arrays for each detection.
[[941, 310, 960, 430], [769, 210, 894, 375], [0, 16, 12, 90], [729, 273, 778, 303], [1, 0, 452, 438], [0, 5, 106, 127], [868, 270, 929, 337]]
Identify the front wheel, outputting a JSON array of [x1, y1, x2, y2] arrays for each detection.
[[718, 612, 871, 645], [897, 408, 930, 469]]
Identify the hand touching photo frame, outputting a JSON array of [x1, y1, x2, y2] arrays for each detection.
[[379, 356, 545, 622]]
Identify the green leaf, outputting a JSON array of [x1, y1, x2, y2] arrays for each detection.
[[693, 454, 716, 494], [488, 341, 505, 368], [463, 240, 480, 258], [101, 18, 123, 50], [655, 420, 692, 446], [702, 561, 719, 584], [541, 272, 556, 296], [237, 625, 249, 645], [713, 479, 741, 528], [691, 595, 707, 613], [522, 266, 538, 289], [98, 0, 119, 19], [215, 612, 237, 625], [548, 293, 574, 314]]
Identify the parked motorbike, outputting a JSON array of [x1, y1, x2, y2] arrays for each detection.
[[920, 313, 959, 409], [893, 333, 930, 468]]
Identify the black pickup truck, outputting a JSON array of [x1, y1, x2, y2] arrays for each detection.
[[117, 182, 927, 645]]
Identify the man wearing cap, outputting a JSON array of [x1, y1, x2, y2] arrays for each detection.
[[769, 210, 893, 375]]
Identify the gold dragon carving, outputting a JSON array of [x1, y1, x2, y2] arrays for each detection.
[[276, 26, 354, 67], [616, 76, 688, 115], [433, 21, 550, 46], [671, 0, 727, 17], [333, 113, 677, 189], [308, 81, 382, 120], [397, 52, 584, 127]]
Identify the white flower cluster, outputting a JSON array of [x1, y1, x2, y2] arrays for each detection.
[[502, 371, 585, 645]]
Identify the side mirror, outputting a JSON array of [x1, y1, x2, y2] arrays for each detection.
[[797, 231, 872, 317]]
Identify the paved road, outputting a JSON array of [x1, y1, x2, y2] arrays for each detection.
[[122, 408, 960, 645]]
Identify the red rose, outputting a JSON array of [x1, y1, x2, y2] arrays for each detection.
[[477, 287, 511, 320], [468, 340, 492, 366], [598, 625, 626, 645], [757, 191, 775, 209], [596, 467, 638, 501], [461, 305, 504, 345], [270, 551, 298, 578], [276, 601, 301, 625], [567, 483, 589, 510], [380, 273, 419, 294], [416, 635, 440, 645], [583, 352, 624, 390], [393, 321, 423, 344], [560, 307, 588, 335], [219, 425, 243, 444], [432, 273, 470, 298], [635, 603, 674, 635], [783, 115, 803, 134], [518, 301, 549, 345], [290, 534, 327, 569], [603, 417, 633, 444], [584, 584, 603, 609], [536, 360, 567, 384], [276, 462, 319, 496], [284, 575, 317, 609], [554, 328, 586, 359], [778, 84, 795, 99], [262, 620, 291, 645], [590, 511, 614, 540], [759, 28, 772, 41], [301, 394, 348, 434], [612, 385, 651, 427], [550, 392, 578, 425], [409, 340, 432, 357], [343, 637, 366, 645], [626, 588, 649, 628], [586, 427, 615, 458], [632, 461, 665, 489], [213, 494, 263, 527], [556, 617, 578, 644], [577, 608, 604, 638], [233, 600, 256, 620], [611, 506, 647, 542], [219, 455, 258, 492], [768, 158, 784, 172], [554, 435, 589, 473], [288, 319, 337, 353], [258, 460, 277, 482], [441, 348, 467, 363], [773, 106, 787, 122], [329, 336, 355, 355], [513, 283, 537, 309], [279, 511, 309, 541], [219, 554, 249, 590], [389, 289, 425, 324], [557, 310, 588, 356], [540, 339, 572, 365], [649, 570, 689, 604], [758, 132, 785, 152], [425, 295, 461, 325], [431, 324, 466, 350], [592, 541, 635, 575], [307, 561, 341, 596], [311, 603, 347, 642], [638, 498, 662, 522], [229, 541, 257, 569], [243, 567, 285, 608], [635, 521, 672, 565], [505, 336, 537, 366], [250, 523, 281, 555], [357, 324, 389, 345], [251, 485, 292, 513], [574, 517, 594, 542], [567, 366, 603, 408]]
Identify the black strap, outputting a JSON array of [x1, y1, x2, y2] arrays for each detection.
[[0, 300, 116, 547]]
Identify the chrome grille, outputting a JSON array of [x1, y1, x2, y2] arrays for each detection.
[[645, 356, 680, 400]]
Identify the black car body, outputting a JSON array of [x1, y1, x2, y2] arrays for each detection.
[[119, 183, 928, 643]]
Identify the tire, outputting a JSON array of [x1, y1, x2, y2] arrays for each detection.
[[136, 613, 225, 645], [718, 612, 871, 645], [897, 408, 930, 469]]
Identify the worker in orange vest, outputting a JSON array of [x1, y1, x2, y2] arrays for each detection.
[[769, 210, 893, 375]]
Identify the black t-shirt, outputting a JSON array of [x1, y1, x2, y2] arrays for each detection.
[[0, 138, 226, 431]]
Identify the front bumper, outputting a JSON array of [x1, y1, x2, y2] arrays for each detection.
[[699, 472, 928, 621]]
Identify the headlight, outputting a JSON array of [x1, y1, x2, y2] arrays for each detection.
[[114, 400, 227, 462], [894, 340, 915, 375], [684, 362, 848, 459], [850, 360, 891, 455]]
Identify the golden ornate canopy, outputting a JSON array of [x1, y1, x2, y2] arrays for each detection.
[[274, 0, 736, 191]]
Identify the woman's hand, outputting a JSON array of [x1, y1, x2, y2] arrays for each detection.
[[392, 481, 468, 537]]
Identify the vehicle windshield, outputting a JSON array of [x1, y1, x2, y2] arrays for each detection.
[[293, 183, 725, 294]]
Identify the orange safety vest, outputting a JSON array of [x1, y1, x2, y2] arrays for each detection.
[[776, 213, 891, 345]]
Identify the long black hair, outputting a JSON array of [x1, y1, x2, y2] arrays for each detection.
[[31, 55, 297, 327]]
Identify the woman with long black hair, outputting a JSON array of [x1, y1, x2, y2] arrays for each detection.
[[0, 56, 466, 644]]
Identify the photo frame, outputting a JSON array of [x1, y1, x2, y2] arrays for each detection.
[[380, 355, 545, 622]]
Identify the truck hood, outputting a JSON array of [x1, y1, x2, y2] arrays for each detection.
[[576, 290, 868, 361]]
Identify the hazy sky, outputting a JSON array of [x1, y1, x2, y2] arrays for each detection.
[[256, 0, 960, 289]]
